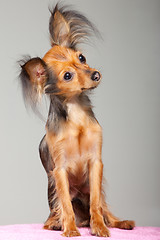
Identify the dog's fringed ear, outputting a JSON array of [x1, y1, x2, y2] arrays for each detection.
[[49, 3, 99, 49], [19, 57, 48, 112], [49, 5, 70, 47]]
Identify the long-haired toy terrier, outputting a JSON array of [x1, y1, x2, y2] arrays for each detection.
[[19, 3, 135, 237]]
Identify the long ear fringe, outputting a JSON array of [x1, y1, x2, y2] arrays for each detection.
[[18, 56, 46, 117], [49, 3, 101, 49]]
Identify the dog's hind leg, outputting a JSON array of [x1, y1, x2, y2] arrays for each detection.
[[101, 193, 135, 230], [39, 136, 62, 230]]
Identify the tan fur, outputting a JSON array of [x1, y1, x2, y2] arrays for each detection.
[[43, 46, 99, 97], [20, 4, 135, 237], [44, 93, 134, 236]]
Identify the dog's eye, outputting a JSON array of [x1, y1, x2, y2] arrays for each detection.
[[63, 72, 73, 81], [79, 54, 86, 63]]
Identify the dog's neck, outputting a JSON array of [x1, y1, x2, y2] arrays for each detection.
[[46, 93, 95, 133]]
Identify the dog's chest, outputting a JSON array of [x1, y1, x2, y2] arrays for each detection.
[[47, 101, 101, 185], [61, 102, 101, 189], [66, 102, 87, 125], [64, 102, 101, 163]]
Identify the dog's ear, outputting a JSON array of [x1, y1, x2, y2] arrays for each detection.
[[19, 57, 48, 112], [49, 5, 70, 47], [49, 4, 99, 49]]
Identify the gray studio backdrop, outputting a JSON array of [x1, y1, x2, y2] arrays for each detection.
[[0, 0, 160, 227]]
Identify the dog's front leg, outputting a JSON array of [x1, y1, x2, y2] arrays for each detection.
[[89, 159, 110, 237], [53, 167, 80, 237]]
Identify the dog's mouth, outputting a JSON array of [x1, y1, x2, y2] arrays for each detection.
[[81, 86, 97, 91]]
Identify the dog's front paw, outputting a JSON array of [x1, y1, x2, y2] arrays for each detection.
[[44, 217, 61, 230], [91, 215, 110, 237], [91, 222, 110, 237], [62, 228, 81, 237]]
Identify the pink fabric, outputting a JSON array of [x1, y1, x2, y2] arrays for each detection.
[[0, 224, 160, 240]]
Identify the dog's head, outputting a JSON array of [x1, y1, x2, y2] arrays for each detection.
[[19, 4, 101, 110]]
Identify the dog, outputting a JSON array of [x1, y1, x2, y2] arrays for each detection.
[[19, 3, 135, 237]]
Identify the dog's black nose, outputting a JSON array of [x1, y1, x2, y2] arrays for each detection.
[[91, 71, 101, 81]]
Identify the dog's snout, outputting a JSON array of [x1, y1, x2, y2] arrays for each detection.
[[91, 71, 101, 81]]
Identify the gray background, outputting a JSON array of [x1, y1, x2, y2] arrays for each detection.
[[0, 0, 160, 227]]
